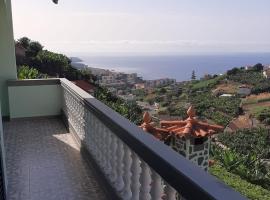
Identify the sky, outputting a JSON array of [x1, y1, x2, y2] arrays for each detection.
[[11, 0, 270, 55]]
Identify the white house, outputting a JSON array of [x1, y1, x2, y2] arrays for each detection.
[[263, 68, 270, 79]]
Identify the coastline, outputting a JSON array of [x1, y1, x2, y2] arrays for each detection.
[[70, 53, 270, 81]]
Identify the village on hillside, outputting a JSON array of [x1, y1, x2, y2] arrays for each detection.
[[75, 62, 270, 133]]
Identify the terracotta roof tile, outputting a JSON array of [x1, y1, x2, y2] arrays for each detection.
[[72, 80, 95, 93], [140, 106, 224, 141]]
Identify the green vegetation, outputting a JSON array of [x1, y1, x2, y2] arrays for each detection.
[[17, 65, 47, 79], [218, 128, 270, 159], [213, 129, 270, 190], [255, 108, 270, 125], [191, 76, 224, 91], [212, 146, 270, 189], [189, 92, 241, 126], [16, 37, 93, 81], [226, 65, 270, 94], [210, 164, 270, 200], [94, 86, 142, 125]]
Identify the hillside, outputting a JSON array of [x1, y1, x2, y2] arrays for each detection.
[[137, 64, 270, 128]]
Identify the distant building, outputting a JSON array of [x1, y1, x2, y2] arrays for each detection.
[[15, 43, 26, 57], [72, 80, 95, 94], [245, 66, 253, 70], [212, 89, 226, 97], [202, 74, 212, 80], [220, 94, 233, 97], [135, 83, 145, 90], [263, 68, 270, 79], [15, 43, 26, 65], [145, 78, 176, 88], [99, 75, 116, 85], [237, 85, 251, 97], [119, 94, 135, 101], [126, 73, 138, 84]]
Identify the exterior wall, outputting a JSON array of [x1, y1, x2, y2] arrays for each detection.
[[0, 0, 17, 117], [170, 135, 210, 171], [8, 84, 62, 118], [0, 101, 7, 196]]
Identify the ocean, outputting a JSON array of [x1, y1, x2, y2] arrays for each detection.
[[75, 53, 270, 81]]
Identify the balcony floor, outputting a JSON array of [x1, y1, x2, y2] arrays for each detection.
[[3, 117, 109, 200]]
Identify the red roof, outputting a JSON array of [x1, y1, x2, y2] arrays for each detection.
[[72, 80, 95, 93], [140, 106, 224, 140]]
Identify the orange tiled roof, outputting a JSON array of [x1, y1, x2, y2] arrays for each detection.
[[140, 106, 223, 140], [160, 106, 223, 137], [72, 80, 95, 93], [139, 112, 171, 142]]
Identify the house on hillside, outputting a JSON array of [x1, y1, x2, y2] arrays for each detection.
[[245, 66, 253, 70], [15, 43, 26, 65], [263, 68, 270, 79], [134, 83, 145, 90], [237, 85, 251, 97], [72, 80, 95, 94]]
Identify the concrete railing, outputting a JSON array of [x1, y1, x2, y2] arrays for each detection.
[[61, 78, 246, 200]]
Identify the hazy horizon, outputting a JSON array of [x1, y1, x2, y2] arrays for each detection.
[[12, 0, 270, 55]]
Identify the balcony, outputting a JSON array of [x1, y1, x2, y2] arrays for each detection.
[[0, 78, 246, 200]]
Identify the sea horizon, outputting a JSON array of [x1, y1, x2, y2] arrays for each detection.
[[69, 52, 270, 81]]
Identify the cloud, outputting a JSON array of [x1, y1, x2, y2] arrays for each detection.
[[47, 40, 270, 47]]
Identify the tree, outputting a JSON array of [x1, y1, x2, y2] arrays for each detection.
[[26, 41, 44, 57], [17, 37, 30, 49], [191, 70, 196, 80], [34, 50, 70, 77], [253, 63, 264, 72], [94, 86, 143, 124], [227, 67, 241, 75]]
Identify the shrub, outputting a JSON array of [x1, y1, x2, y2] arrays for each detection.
[[218, 128, 270, 159], [211, 145, 270, 190], [210, 164, 270, 200]]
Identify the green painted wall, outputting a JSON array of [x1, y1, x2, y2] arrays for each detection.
[[0, 0, 18, 117], [8, 85, 62, 118], [0, 101, 7, 192]]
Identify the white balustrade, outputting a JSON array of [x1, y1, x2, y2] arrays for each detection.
[[62, 83, 183, 200], [121, 145, 132, 199], [139, 161, 152, 200], [164, 183, 177, 200], [150, 171, 163, 200], [130, 152, 141, 200], [115, 139, 124, 192]]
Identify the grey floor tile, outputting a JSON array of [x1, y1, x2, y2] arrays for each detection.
[[3, 118, 109, 200]]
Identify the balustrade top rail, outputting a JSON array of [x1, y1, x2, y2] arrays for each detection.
[[7, 79, 60, 86], [60, 78, 246, 200]]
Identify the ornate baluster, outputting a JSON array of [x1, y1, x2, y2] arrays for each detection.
[[150, 170, 163, 200], [164, 183, 177, 200], [104, 128, 112, 175], [115, 140, 124, 192], [92, 116, 98, 160], [121, 145, 132, 199], [100, 126, 108, 172], [130, 152, 141, 200], [95, 119, 102, 164], [87, 112, 94, 152], [109, 134, 118, 184], [139, 161, 152, 200]]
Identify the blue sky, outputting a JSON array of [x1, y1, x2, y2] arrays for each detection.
[[12, 0, 270, 55]]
